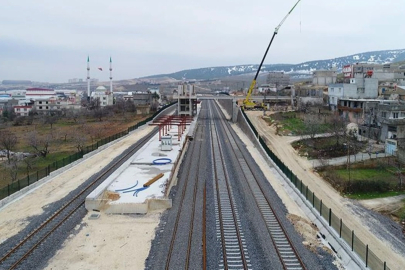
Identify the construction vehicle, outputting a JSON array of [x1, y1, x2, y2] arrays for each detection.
[[243, 0, 301, 110]]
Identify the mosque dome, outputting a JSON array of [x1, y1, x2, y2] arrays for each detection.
[[96, 86, 107, 91]]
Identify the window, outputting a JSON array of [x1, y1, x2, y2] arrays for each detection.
[[39, 106, 42, 109], [39, 101, 42, 104], [393, 112, 399, 119], [381, 112, 386, 118], [103, 97, 106, 100], [330, 88, 334, 92], [339, 88, 342, 93], [401, 112, 405, 118], [388, 126, 397, 132], [46, 106, 49, 109], [24, 108, 27, 111]]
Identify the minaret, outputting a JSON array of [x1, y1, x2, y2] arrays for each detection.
[[109, 56, 113, 93], [87, 56, 90, 97]]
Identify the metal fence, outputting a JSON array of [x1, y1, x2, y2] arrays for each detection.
[[240, 109, 391, 270], [0, 102, 176, 201]]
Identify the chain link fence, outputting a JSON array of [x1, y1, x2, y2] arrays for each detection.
[[240, 109, 391, 270]]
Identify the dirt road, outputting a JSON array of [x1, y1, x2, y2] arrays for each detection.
[[246, 111, 405, 269]]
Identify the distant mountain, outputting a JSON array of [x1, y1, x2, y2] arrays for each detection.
[[143, 49, 405, 81]]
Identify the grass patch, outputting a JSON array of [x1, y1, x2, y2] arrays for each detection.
[[345, 191, 405, 200], [335, 168, 396, 182], [319, 159, 404, 197], [266, 111, 333, 136]]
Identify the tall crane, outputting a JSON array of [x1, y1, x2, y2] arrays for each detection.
[[243, 0, 302, 110]]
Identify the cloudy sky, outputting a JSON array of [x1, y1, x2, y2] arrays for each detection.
[[1, 0, 404, 83]]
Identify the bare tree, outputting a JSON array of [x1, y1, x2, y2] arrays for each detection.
[[73, 132, 88, 152], [373, 129, 381, 144], [125, 100, 136, 113], [303, 115, 321, 142], [330, 114, 346, 147], [13, 116, 25, 126], [5, 156, 19, 182], [86, 125, 106, 143], [0, 130, 18, 164], [88, 97, 101, 111], [66, 108, 82, 123], [42, 114, 59, 129], [92, 106, 109, 122], [28, 131, 51, 158], [23, 157, 35, 177]]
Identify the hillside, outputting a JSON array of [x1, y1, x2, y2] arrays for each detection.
[[143, 49, 405, 81]]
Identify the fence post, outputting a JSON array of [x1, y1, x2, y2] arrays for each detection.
[[339, 219, 342, 238], [8, 184, 10, 196], [312, 193, 315, 207], [37, 171, 39, 181], [28, 175, 30, 186], [351, 230, 354, 251], [305, 185, 308, 199], [320, 200, 323, 216], [384, 262, 386, 270], [366, 245, 368, 267], [18, 180, 20, 191], [329, 209, 332, 226], [299, 179, 303, 193]]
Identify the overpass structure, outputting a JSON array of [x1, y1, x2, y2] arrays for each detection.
[[197, 95, 292, 101]]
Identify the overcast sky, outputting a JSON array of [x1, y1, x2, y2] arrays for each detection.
[[1, 0, 404, 83]]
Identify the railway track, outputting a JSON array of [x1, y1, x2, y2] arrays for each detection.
[[0, 127, 159, 270], [211, 100, 306, 270], [209, 101, 252, 270], [146, 101, 312, 269], [164, 122, 204, 270]]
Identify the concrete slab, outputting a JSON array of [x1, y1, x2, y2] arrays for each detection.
[[85, 105, 202, 214]]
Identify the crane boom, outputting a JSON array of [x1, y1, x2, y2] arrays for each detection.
[[243, 0, 301, 110]]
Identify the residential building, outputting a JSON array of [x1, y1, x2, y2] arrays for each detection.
[[312, 69, 337, 86], [377, 103, 405, 142], [381, 85, 405, 100], [14, 105, 33, 116], [266, 72, 290, 90], [328, 78, 378, 111]]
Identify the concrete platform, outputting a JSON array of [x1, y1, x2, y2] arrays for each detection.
[[85, 108, 200, 214]]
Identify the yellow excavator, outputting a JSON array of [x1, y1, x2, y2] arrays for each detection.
[[243, 0, 301, 110]]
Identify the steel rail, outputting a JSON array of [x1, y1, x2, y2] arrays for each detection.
[[213, 100, 307, 270], [202, 185, 207, 270], [0, 126, 159, 270], [164, 125, 202, 270], [209, 101, 250, 270]]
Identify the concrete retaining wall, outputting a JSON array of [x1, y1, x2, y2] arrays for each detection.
[[217, 99, 233, 119]]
